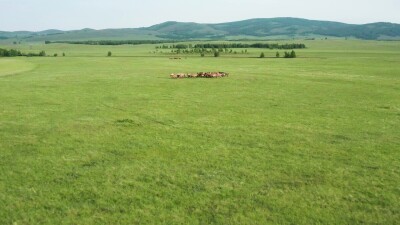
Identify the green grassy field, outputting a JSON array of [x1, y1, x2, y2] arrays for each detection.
[[0, 40, 399, 224]]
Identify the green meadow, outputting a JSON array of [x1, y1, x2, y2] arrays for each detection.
[[0, 40, 399, 224]]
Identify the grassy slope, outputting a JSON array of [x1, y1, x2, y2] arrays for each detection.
[[0, 40, 399, 224]]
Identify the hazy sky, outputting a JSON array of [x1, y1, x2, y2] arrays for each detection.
[[1, 0, 400, 31]]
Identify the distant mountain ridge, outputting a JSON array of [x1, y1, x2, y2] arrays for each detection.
[[1, 18, 400, 42]]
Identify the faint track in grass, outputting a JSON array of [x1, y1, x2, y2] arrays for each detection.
[[0, 58, 37, 78]]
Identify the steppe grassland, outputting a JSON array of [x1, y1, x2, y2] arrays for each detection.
[[0, 40, 399, 224]]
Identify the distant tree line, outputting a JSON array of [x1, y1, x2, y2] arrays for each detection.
[[0, 48, 46, 57], [193, 43, 306, 49], [45, 40, 179, 45], [163, 47, 249, 55], [156, 43, 306, 50], [45, 40, 306, 50]]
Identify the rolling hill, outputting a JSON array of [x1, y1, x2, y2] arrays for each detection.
[[1, 18, 400, 42]]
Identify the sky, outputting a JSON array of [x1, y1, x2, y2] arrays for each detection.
[[1, 0, 400, 31]]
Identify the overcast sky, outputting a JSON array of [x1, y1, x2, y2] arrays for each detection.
[[1, 0, 400, 31]]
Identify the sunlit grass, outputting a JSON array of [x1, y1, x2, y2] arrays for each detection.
[[0, 40, 399, 224]]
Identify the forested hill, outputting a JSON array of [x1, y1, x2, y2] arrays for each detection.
[[1, 18, 400, 42], [151, 18, 400, 40]]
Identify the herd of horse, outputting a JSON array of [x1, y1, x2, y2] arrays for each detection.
[[170, 72, 229, 79]]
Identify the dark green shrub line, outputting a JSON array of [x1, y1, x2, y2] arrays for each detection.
[[160, 48, 249, 55], [0, 48, 46, 57], [45, 40, 306, 50], [193, 43, 306, 49], [159, 43, 306, 50], [283, 50, 297, 58]]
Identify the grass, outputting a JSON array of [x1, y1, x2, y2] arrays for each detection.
[[0, 40, 399, 224], [0, 58, 36, 77]]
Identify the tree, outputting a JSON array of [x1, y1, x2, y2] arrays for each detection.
[[175, 44, 188, 49], [200, 53, 205, 57], [214, 51, 220, 57], [54, 53, 58, 57], [284, 51, 290, 58], [107, 51, 112, 57], [283, 51, 297, 58], [290, 50, 296, 58], [276, 52, 280, 58], [260, 52, 265, 58], [0, 48, 21, 57], [62, 53, 65, 57], [0, 48, 47, 57]]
